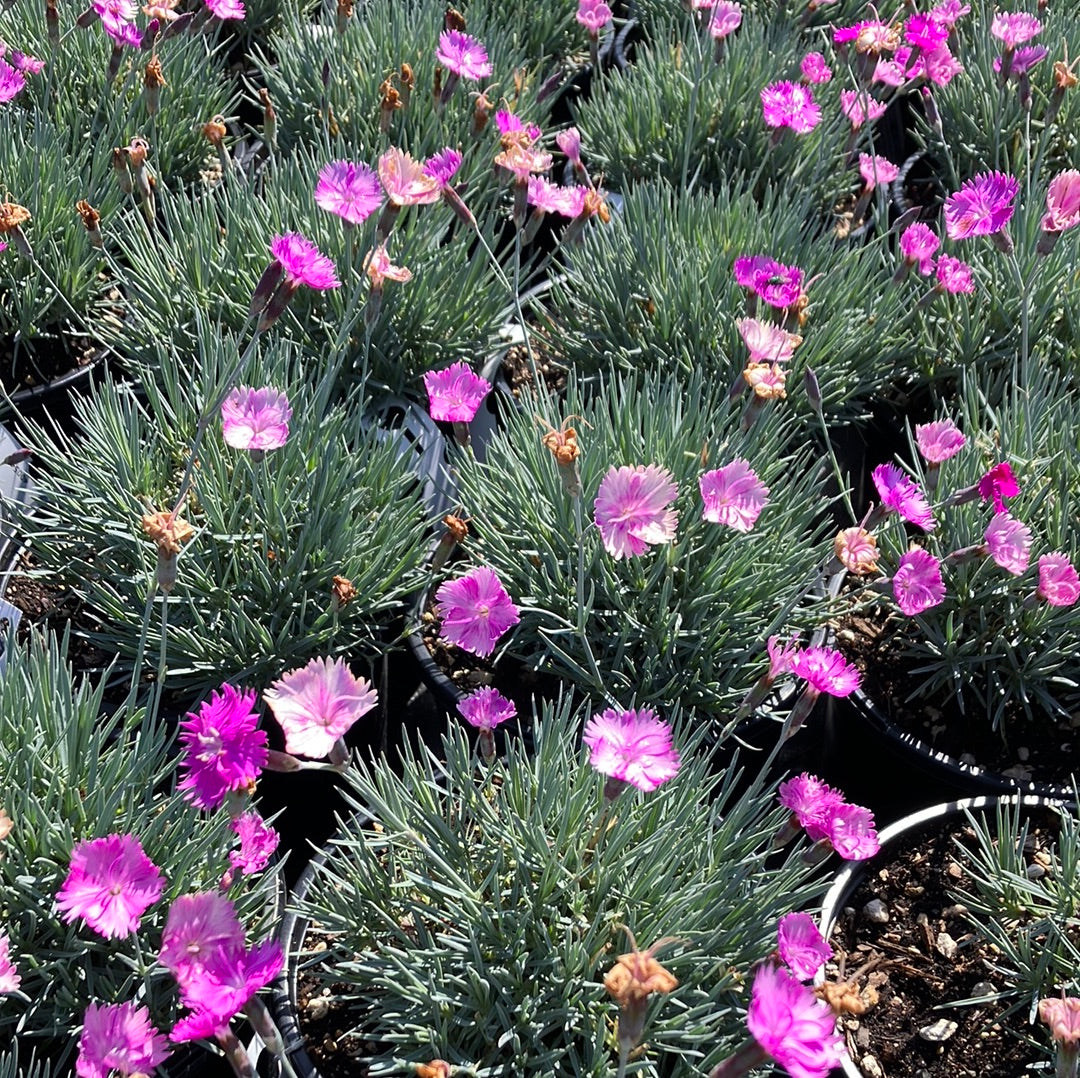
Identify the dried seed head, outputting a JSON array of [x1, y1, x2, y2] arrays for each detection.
[[603, 930, 679, 1052], [144, 55, 166, 88], [400, 63, 414, 90], [1054, 56, 1079, 90], [0, 201, 31, 233], [335, 0, 353, 30], [442, 514, 469, 543], [76, 199, 104, 247], [331, 575, 357, 606], [141, 510, 195, 556], [202, 116, 227, 147], [444, 6, 466, 31]]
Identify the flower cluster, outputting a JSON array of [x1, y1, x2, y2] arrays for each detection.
[[778, 773, 880, 860]]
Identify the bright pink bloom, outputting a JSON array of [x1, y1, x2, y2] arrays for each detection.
[[263, 656, 378, 759], [0, 60, 26, 102], [221, 386, 291, 452], [733, 255, 803, 308], [905, 12, 949, 50], [527, 176, 586, 217], [495, 110, 542, 142], [710, 1, 742, 40], [1037, 554, 1080, 607], [892, 547, 945, 615], [991, 11, 1042, 49], [577, 0, 612, 33], [944, 171, 1019, 241], [747, 963, 846, 1078], [918, 43, 965, 87], [159, 893, 245, 986], [56, 834, 164, 940], [778, 773, 845, 843], [915, 418, 965, 463], [900, 223, 940, 274], [777, 912, 833, 981], [858, 153, 899, 191], [984, 513, 1032, 575], [178, 683, 268, 811], [790, 647, 861, 697], [993, 45, 1047, 76], [593, 464, 679, 559], [935, 254, 975, 294], [761, 81, 821, 134], [458, 686, 516, 731], [205, 0, 243, 19], [872, 55, 906, 87], [91, 0, 135, 33], [378, 147, 441, 207], [225, 812, 279, 880], [1041, 170, 1080, 235], [435, 29, 492, 80], [314, 160, 382, 225], [582, 707, 681, 792], [269, 232, 340, 290], [800, 51, 832, 83], [872, 462, 935, 531], [423, 361, 492, 423], [424, 147, 462, 186], [767, 633, 802, 680], [978, 461, 1020, 514], [77, 1001, 170, 1078], [737, 318, 801, 363], [0, 933, 19, 994], [104, 20, 141, 46], [840, 89, 887, 129], [434, 566, 521, 657], [699, 459, 769, 531], [827, 802, 880, 860]]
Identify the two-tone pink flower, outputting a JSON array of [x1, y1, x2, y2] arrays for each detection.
[[583, 707, 681, 793], [699, 459, 768, 531], [778, 773, 879, 860], [761, 81, 821, 134], [594, 464, 679, 559], [435, 566, 521, 657]]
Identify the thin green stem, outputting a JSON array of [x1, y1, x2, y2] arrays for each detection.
[[678, 9, 709, 193], [124, 580, 158, 718], [512, 229, 540, 392]]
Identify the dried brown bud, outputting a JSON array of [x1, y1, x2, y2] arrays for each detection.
[[202, 116, 227, 147], [76, 200, 104, 248], [816, 979, 879, 1016], [400, 62, 414, 91], [471, 90, 493, 137], [335, 0, 353, 31], [444, 6, 465, 31], [124, 136, 150, 170], [0, 807, 12, 841], [379, 79, 402, 132], [442, 514, 469, 543], [144, 55, 166, 88], [331, 575, 357, 606], [141, 510, 195, 556], [415, 1063, 451, 1078], [541, 424, 580, 466], [603, 932, 678, 1053], [0, 201, 31, 233], [1053, 58, 1079, 90]]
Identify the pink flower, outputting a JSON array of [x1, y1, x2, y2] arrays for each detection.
[[556, 127, 583, 167], [104, 20, 141, 46], [496, 110, 542, 141], [710, 1, 742, 40], [990, 11, 1042, 49], [269, 232, 340, 290], [527, 176, 586, 217], [204, 0, 243, 18], [779, 773, 845, 842], [577, 0, 612, 33], [1040, 997, 1080, 1046], [423, 361, 492, 423], [978, 461, 1020, 514], [0, 59, 26, 103], [747, 963, 845, 1078], [424, 147, 462, 186], [0, 932, 20, 994], [767, 633, 802, 680], [1037, 554, 1080, 607], [744, 362, 788, 400], [699, 459, 769, 531], [872, 462, 935, 531], [56, 834, 164, 940], [905, 11, 949, 50], [984, 514, 1032, 575], [435, 30, 492, 80], [834, 527, 879, 575], [733, 255, 803, 308], [1041, 170, 1080, 235], [858, 153, 899, 191], [915, 418, 965, 463], [458, 686, 516, 730], [800, 51, 832, 83], [919, 43, 964, 86], [931, 0, 970, 30], [900, 223, 940, 275], [993, 45, 1047, 76], [777, 912, 833, 981], [935, 254, 975, 294], [159, 893, 245, 985], [582, 707, 681, 792], [220, 386, 291, 452], [11, 50, 45, 75], [790, 647, 861, 697], [737, 318, 801, 363], [892, 547, 945, 615], [826, 802, 880, 860], [761, 81, 821, 134], [178, 683, 268, 811], [225, 812, 279, 880], [76, 1002, 171, 1078], [378, 147, 441, 207], [944, 171, 1019, 241], [495, 140, 553, 181], [593, 464, 679, 559], [263, 656, 378, 759], [314, 160, 382, 225], [434, 566, 520, 657], [840, 89, 887, 129], [364, 244, 412, 287]]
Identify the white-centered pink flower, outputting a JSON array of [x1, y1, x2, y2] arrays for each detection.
[[582, 707, 681, 792], [699, 459, 769, 531], [220, 386, 292, 452], [1037, 554, 1080, 607], [737, 317, 802, 363], [984, 513, 1032, 575], [777, 912, 833, 981], [892, 547, 945, 615], [593, 464, 679, 560], [422, 362, 492, 423], [915, 418, 964, 463]]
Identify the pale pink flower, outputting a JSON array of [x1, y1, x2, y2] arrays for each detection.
[[204, 0, 243, 19], [858, 153, 899, 191], [872, 462, 935, 530], [263, 657, 378, 759], [556, 127, 583, 168], [935, 254, 975, 294], [220, 386, 291, 452], [767, 633, 802, 679], [800, 51, 832, 83], [527, 176, 587, 217], [582, 707, 681, 792], [827, 802, 881, 859], [778, 773, 845, 842], [990, 11, 1042, 49], [699, 459, 769, 531], [892, 547, 945, 615], [747, 963, 846, 1078], [269, 232, 340, 290], [0, 933, 19, 994], [840, 89, 887, 129], [593, 464, 679, 559], [978, 461, 1020, 514], [77, 1001, 170, 1078], [435, 30, 492, 80], [900, 223, 940, 274], [314, 160, 382, 225], [1041, 170, 1080, 234], [743, 362, 788, 400], [853, 19, 900, 54], [577, 0, 612, 33], [378, 147, 441, 207], [790, 647, 861, 697], [777, 912, 833, 981], [872, 55, 906, 87], [422, 361, 492, 422], [761, 81, 821, 134], [458, 686, 516, 730], [834, 527, 879, 575], [434, 566, 521, 657], [944, 171, 1019, 241], [916, 418, 965, 463], [159, 893, 245, 985], [364, 244, 412, 287], [931, 0, 970, 30], [984, 513, 1032, 575], [1037, 554, 1080, 607], [1040, 997, 1080, 1046], [737, 318, 801, 363], [709, 1, 742, 40]]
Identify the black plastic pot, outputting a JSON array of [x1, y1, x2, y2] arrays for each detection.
[[890, 150, 947, 222]]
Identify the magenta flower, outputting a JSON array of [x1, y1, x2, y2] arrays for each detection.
[[761, 81, 821, 134], [944, 171, 1019, 241], [1041, 170, 1080, 235], [800, 51, 832, 83], [978, 461, 1020, 514], [177, 683, 268, 811], [767, 633, 802, 680], [984, 514, 1032, 575], [0, 59, 27, 103], [737, 318, 801, 363], [225, 812, 279, 881], [458, 686, 516, 730], [314, 160, 382, 225], [892, 547, 945, 615], [593, 464, 679, 560], [76, 1001, 171, 1078], [699, 459, 769, 531], [0, 933, 20, 994], [790, 647, 861, 697], [733, 255, 803, 308], [935, 254, 975, 294], [915, 418, 965, 463], [747, 963, 845, 1078], [710, 1, 742, 40], [434, 566, 521, 657], [872, 462, 935, 531], [424, 147, 462, 186], [1037, 554, 1080, 607], [827, 802, 881, 860], [577, 0, 612, 33], [858, 153, 899, 191], [840, 89, 887, 129], [582, 707, 681, 792], [905, 11, 949, 50], [56, 834, 164, 940], [378, 147, 441, 207], [991, 11, 1042, 49], [10, 50, 45, 74], [993, 44, 1047, 76], [436, 29, 492, 80], [900, 223, 940, 275], [777, 912, 833, 982], [220, 386, 291, 453], [778, 773, 845, 842], [159, 893, 245, 985], [269, 232, 340, 290], [263, 656, 378, 759], [422, 361, 493, 422], [204, 0, 244, 18]]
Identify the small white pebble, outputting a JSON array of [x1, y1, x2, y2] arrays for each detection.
[[1017, 746, 1030, 762], [861, 1055, 885, 1078], [935, 932, 958, 959], [306, 997, 330, 1021], [920, 1019, 959, 1042]]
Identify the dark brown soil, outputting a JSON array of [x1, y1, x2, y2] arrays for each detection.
[[501, 337, 568, 398], [827, 809, 1058, 1078], [0, 329, 103, 398]]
